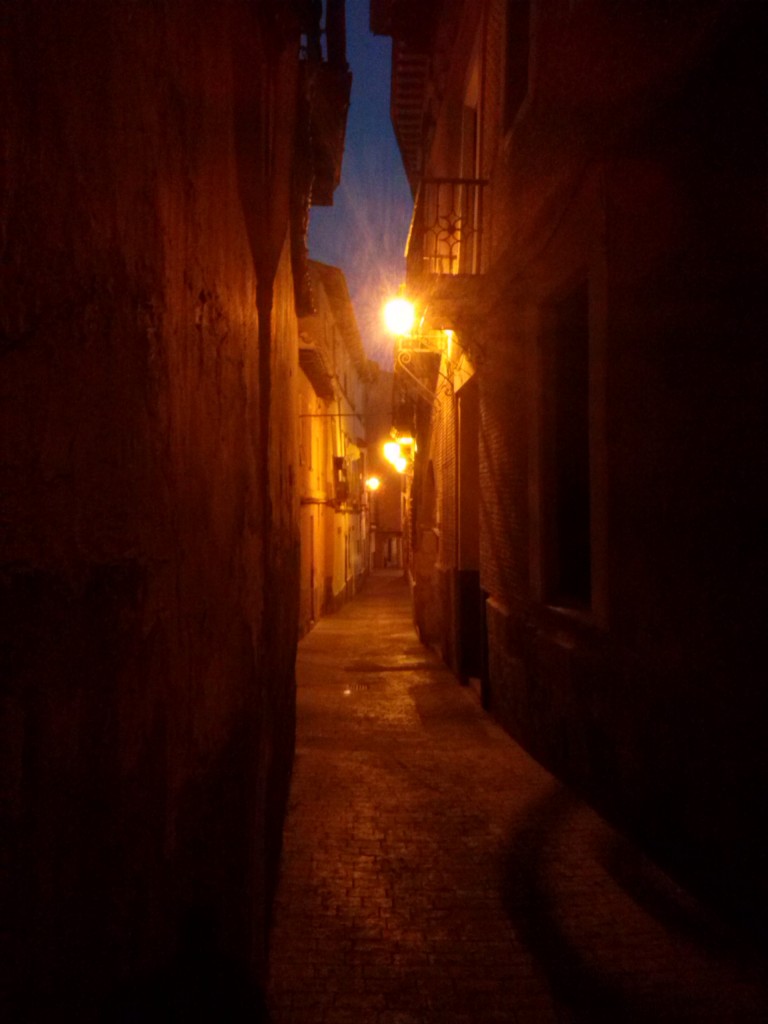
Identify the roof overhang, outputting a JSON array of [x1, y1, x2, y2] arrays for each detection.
[[299, 344, 335, 400]]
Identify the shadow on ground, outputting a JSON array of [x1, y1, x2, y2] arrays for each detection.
[[501, 787, 768, 1022]]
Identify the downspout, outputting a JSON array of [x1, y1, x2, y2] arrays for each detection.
[[257, 277, 274, 593], [479, 0, 488, 180], [325, 0, 348, 70]]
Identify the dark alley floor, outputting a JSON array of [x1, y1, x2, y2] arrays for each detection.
[[267, 572, 768, 1024]]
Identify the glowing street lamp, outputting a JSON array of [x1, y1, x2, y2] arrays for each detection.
[[383, 296, 415, 336], [383, 440, 401, 464], [365, 476, 381, 491], [383, 438, 412, 475]]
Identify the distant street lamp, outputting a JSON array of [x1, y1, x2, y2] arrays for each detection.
[[365, 476, 381, 491]]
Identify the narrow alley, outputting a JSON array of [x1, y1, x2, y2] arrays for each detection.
[[268, 572, 767, 1024], [4, 5, 766, 1018]]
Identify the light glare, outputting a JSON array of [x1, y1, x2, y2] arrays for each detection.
[[383, 441, 401, 464], [383, 297, 415, 336]]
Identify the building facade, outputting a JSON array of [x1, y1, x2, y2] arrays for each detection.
[[373, 0, 767, 923], [298, 261, 375, 635], [2, 1, 349, 1016]]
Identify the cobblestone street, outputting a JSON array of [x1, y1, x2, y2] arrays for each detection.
[[268, 572, 768, 1023]]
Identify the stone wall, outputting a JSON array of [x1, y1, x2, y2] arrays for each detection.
[[2, 2, 301, 1015]]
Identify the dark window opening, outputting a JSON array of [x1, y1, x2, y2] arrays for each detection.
[[333, 455, 348, 504]]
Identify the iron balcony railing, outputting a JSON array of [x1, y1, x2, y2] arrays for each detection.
[[406, 178, 488, 280]]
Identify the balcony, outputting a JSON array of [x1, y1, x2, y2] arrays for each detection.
[[406, 178, 488, 281], [298, 341, 335, 400]]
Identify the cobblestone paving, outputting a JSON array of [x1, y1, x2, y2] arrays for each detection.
[[268, 573, 768, 1023]]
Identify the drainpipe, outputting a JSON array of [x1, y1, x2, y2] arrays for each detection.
[[325, 0, 348, 70]]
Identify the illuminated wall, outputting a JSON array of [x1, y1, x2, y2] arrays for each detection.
[[297, 262, 372, 636]]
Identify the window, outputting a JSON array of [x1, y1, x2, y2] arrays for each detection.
[[300, 398, 311, 468], [333, 455, 349, 505]]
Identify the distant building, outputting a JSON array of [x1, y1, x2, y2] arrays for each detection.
[[298, 262, 377, 634], [374, 0, 767, 922], [366, 370, 407, 570]]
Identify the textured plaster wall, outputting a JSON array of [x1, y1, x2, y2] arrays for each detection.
[[2, 1, 299, 1015]]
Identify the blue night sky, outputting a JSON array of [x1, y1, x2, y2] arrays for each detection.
[[309, 1, 412, 367]]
